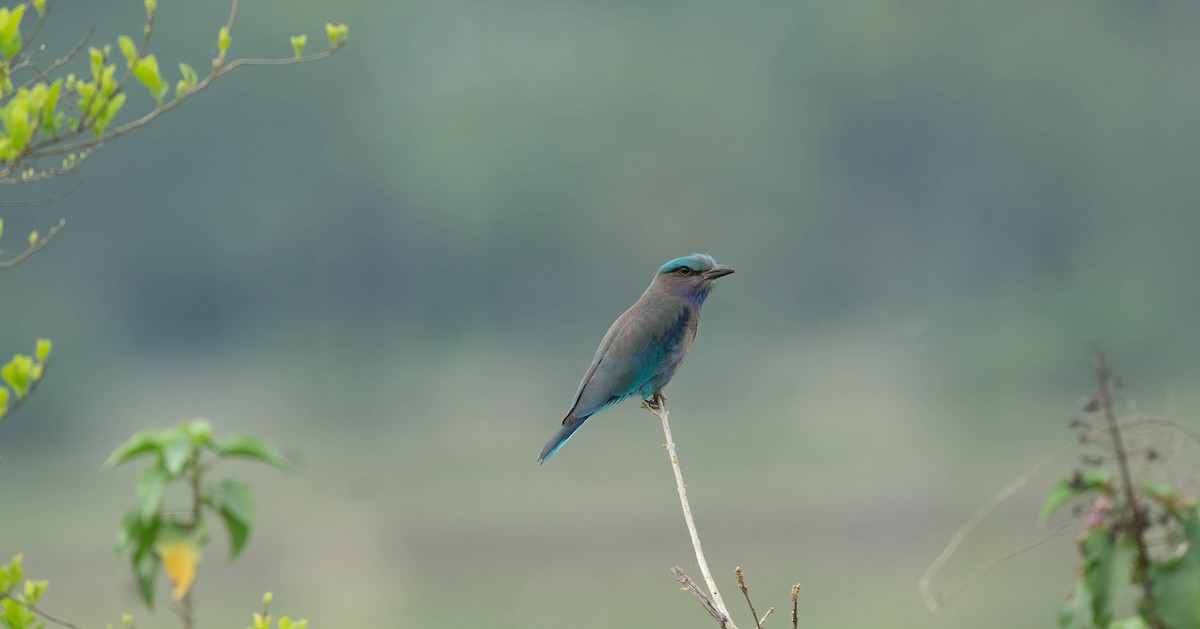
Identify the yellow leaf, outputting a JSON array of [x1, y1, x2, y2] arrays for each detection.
[[158, 540, 201, 600]]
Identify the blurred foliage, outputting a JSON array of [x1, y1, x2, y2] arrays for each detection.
[[0, 555, 49, 629], [0, 0, 346, 268], [2, 1, 345, 627], [0, 555, 308, 629], [107, 418, 287, 608], [246, 592, 309, 629], [1038, 357, 1200, 629], [1049, 486, 1200, 629], [0, 337, 49, 421]]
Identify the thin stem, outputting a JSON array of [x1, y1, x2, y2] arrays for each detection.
[[648, 395, 736, 629], [672, 567, 733, 628], [179, 461, 203, 629], [0, 594, 88, 629], [790, 584, 799, 629], [736, 567, 762, 629], [25, 47, 343, 159], [0, 218, 66, 269], [1094, 348, 1161, 629]]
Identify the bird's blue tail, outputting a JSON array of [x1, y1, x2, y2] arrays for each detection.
[[537, 415, 590, 464]]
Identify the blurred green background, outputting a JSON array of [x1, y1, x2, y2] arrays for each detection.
[[4, 0, 1200, 626]]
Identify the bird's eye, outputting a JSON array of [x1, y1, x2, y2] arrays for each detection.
[[677, 267, 692, 275]]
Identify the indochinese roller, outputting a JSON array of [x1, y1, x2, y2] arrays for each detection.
[[537, 253, 734, 463]]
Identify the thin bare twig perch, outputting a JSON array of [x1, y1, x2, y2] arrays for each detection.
[[647, 394, 736, 629], [736, 566, 762, 629], [673, 566, 733, 627], [790, 584, 799, 629]]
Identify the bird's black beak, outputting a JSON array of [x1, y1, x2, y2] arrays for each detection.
[[703, 264, 735, 280]]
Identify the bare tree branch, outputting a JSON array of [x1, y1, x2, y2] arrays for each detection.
[[673, 566, 733, 628], [647, 394, 737, 628]]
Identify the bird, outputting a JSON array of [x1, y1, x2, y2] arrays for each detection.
[[537, 253, 734, 463]]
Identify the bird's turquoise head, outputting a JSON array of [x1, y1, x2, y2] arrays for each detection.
[[654, 253, 734, 304]]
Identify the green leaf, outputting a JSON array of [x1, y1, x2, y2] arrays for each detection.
[[1060, 578, 1096, 629], [0, 6, 25, 59], [218, 26, 231, 54], [105, 429, 166, 468], [133, 547, 160, 608], [1041, 470, 1112, 525], [118, 35, 138, 67], [118, 510, 161, 607], [1109, 617, 1150, 629], [136, 460, 170, 520], [323, 23, 348, 49], [185, 417, 213, 446], [1149, 509, 1200, 629], [2, 354, 33, 398], [178, 62, 197, 90], [290, 34, 307, 58], [116, 508, 141, 557], [1081, 527, 1132, 627], [34, 338, 50, 363], [1143, 482, 1186, 513], [160, 433, 193, 477], [325, 23, 339, 49], [132, 54, 168, 104], [216, 480, 254, 558], [2, 596, 37, 629], [0, 388, 9, 418], [0, 554, 23, 592], [88, 47, 104, 82], [212, 433, 288, 469]]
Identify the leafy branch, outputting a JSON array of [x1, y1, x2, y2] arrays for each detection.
[[0, 0, 349, 268], [0, 337, 50, 422]]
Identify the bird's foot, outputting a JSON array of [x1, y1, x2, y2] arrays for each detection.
[[641, 391, 667, 414]]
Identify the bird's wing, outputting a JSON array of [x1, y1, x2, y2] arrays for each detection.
[[566, 299, 687, 421]]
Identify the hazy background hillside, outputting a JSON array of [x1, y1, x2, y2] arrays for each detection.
[[4, 0, 1200, 626]]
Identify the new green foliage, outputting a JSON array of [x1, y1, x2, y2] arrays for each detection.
[[1054, 488, 1200, 629], [1147, 508, 1200, 629], [107, 419, 288, 607], [0, 338, 50, 421], [1041, 470, 1113, 525], [1048, 354, 1200, 629]]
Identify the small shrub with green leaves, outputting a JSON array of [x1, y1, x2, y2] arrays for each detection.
[[106, 418, 288, 608], [1041, 352, 1200, 629]]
